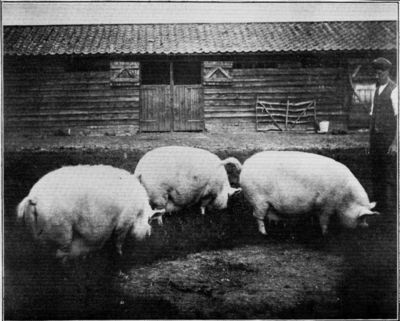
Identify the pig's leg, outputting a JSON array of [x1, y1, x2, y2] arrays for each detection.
[[253, 203, 269, 235], [54, 225, 73, 263], [115, 227, 130, 256], [200, 195, 213, 215], [165, 200, 180, 213], [70, 238, 93, 258], [319, 210, 332, 236], [151, 194, 169, 226], [267, 209, 280, 226]]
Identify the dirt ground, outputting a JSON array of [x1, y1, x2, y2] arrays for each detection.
[[115, 242, 345, 319], [4, 130, 369, 152], [3, 130, 397, 320]]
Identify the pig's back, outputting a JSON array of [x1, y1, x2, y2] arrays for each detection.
[[242, 151, 350, 184], [30, 165, 137, 216], [135, 146, 221, 185]]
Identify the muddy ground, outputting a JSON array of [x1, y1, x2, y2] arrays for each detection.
[[3, 132, 397, 320]]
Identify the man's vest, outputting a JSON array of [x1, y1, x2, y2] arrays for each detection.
[[371, 79, 397, 139]]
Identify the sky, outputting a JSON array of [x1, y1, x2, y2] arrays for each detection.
[[2, 1, 398, 26]]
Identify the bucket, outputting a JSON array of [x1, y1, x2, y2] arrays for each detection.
[[318, 121, 330, 133]]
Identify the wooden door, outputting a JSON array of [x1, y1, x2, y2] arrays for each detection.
[[140, 61, 203, 132], [173, 85, 204, 131], [140, 85, 171, 132]]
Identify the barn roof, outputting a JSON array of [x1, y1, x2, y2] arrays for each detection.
[[3, 21, 397, 56]]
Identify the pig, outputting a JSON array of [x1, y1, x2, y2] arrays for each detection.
[[17, 165, 163, 261], [239, 151, 378, 235], [134, 146, 242, 223]]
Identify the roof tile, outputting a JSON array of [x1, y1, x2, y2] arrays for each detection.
[[4, 21, 396, 56]]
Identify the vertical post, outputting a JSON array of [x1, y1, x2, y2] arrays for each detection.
[[255, 96, 258, 131], [170, 61, 174, 132], [313, 99, 317, 133], [285, 99, 289, 130]]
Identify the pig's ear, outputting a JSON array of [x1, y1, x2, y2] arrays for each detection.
[[228, 187, 242, 196], [358, 209, 380, 218], [358, 209, 379, 228], [369, 202, 377, 209], [152, 208, 166, 215], [149, 209, 165, 222]]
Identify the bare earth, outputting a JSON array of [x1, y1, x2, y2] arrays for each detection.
[[116, 243, 344, 319], [4, 130, 369, 152], [5, 130, 396, 319]]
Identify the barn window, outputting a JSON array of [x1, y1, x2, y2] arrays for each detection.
[[141, 62, 170, 84], [66, 57, 110, 72], [173, 62, 202, 85], [173, 62, 201, 85]]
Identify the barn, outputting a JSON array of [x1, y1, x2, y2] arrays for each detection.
[[3, 21, 397, 135]]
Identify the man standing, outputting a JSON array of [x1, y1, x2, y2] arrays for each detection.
[[369, 57, 398, 215]]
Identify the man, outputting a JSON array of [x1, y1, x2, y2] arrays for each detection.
[[369, 57, 398, 215]]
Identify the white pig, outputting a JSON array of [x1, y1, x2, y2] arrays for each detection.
[[134, 146, 241, 223], [240, 151, 378, 235], [17, 165, 163, 261]]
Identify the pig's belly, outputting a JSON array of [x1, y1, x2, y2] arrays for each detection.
[[169, 186, 203, 206], [269, 188, 319, 216]]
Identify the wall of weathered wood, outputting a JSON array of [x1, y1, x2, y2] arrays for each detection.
[[4, 56, 140, 136], [203, 63, 348, 132]]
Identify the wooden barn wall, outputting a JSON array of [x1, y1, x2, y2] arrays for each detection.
[[5, 52, 395, 135], [4, 56, 139, 136], [203, 62, 348, 132]]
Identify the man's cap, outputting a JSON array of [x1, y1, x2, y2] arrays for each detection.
[[372, 57, 392, 71]]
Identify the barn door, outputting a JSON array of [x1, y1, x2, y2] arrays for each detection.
[[140, 85, 171, 132], [140, 61, 203, 132], [173, 62, 203, 131], [140, 62, 172, 132], [173, 85, 203, 131]]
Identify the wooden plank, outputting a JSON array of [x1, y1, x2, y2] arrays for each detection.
[[6, 119, 138, 127], [4, 89, 140, 98], [232, 68, 342, 77], [231, 75, 340, 82], [6, 114, 138, 122], [204, 86, 340, 95], [204, 106, 342, 114], [205, 111, 346, 119], [232, 81, 340, 88], [5, 71, 110, 81], [6, 109, 139, 117]]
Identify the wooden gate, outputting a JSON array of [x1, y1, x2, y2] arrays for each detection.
[[140, 61, 204, 132]]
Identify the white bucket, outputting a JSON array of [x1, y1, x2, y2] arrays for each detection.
[[318, 121, 330, 133]]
